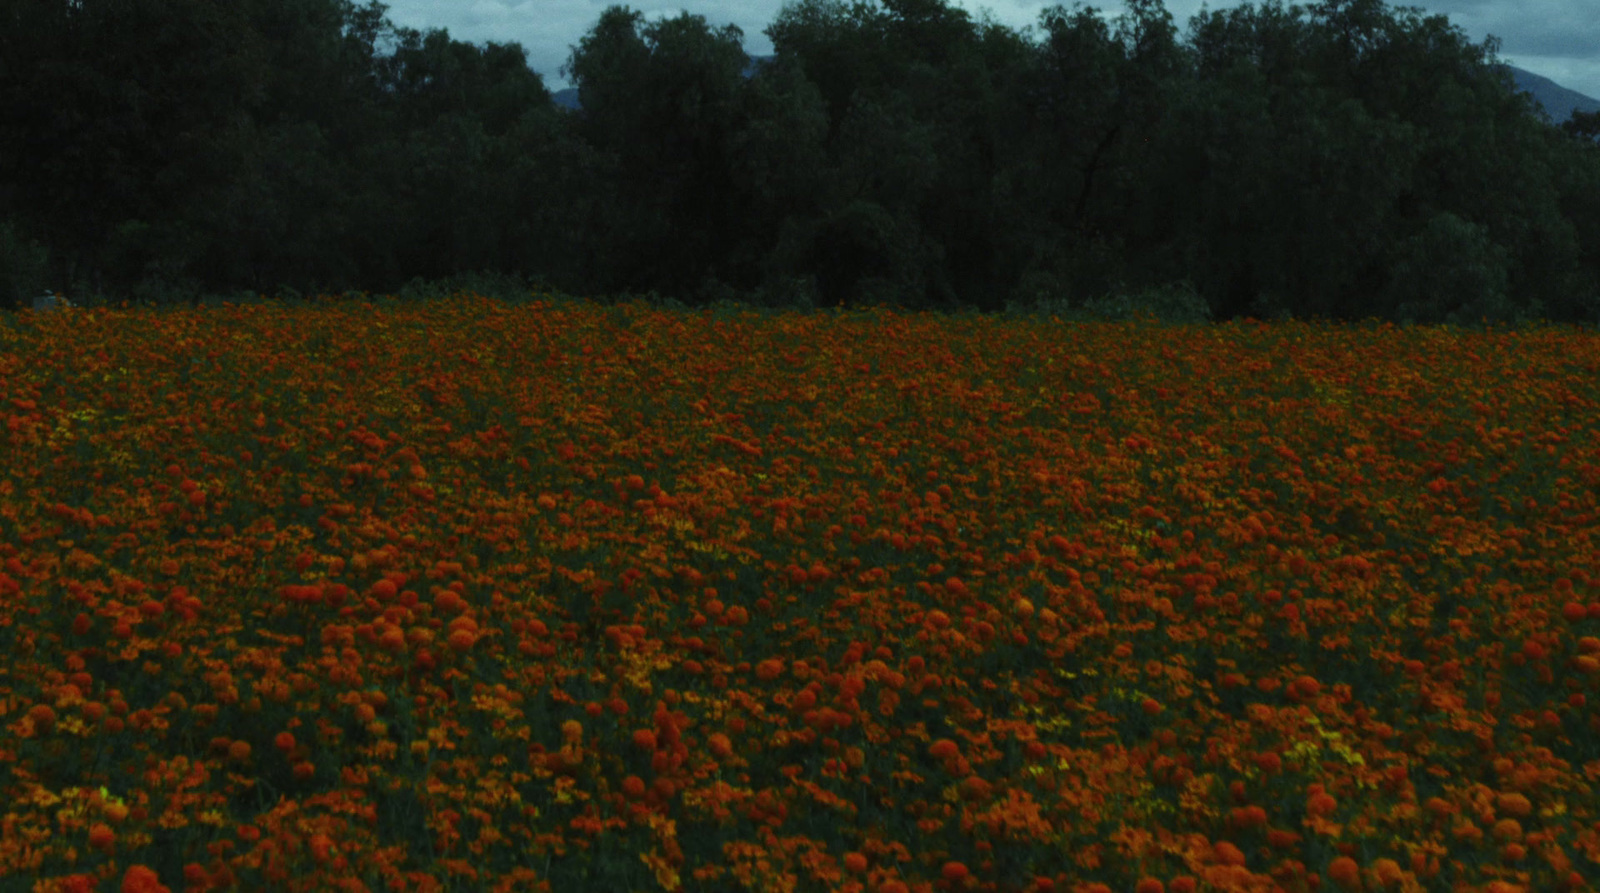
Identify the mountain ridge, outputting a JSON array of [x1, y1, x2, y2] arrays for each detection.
[[547, 54, 1600, 127]]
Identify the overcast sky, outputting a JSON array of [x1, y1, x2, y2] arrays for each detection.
[[372, 0, 1600, 103]]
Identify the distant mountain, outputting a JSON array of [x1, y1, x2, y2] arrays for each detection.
[[1501, 65, 1600, 125], [549, 53, 1599, 129]]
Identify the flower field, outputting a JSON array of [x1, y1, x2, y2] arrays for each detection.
[[2, 294, 1599, 893]]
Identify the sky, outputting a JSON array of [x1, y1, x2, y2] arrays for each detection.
[[371, 0, 1600, 104]]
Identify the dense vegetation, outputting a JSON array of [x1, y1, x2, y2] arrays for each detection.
[[3, 0, 1600, 329], [3, 295, 1599, 893]]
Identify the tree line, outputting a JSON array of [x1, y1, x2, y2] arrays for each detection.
[[3, 0, 1599, 329]]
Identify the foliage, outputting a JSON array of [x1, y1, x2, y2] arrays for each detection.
[[1, 0, 1599, 328], [0, 217, 49, 312]]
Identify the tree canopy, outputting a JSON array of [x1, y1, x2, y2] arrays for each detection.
[[3, 0, 1597, 329]]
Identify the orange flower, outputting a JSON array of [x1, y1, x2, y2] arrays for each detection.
[[929, 738, 960, 760], [1495, 792, 1532, 817], [88, 823, 115, 851], [1291, 675, 1321, 699], [708, 732, 733, 758], [274, 731, 296, 753], [121, 865, 170, 893], [380, 627, 406, 652], [1266, 829, 1303, 848], [632, 728, 657, 750], [1135, 880, 1165, 893], [1327, 856, 1361, 890], [561, 719, 584, 743], [844, 852, 868, 873], [1491, 818, 1523, 841], [622, 776, 646, 798], [941, 861, 969, 883], [27, 704, 55, 735], [1229, 805, 1268, 830], [1212, 841, 1246, 867], [1308, 792, 1339, 816], [1372, 858, 1403, 887]]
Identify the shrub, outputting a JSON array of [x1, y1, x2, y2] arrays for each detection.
[[1004, 278, 1213, 329]]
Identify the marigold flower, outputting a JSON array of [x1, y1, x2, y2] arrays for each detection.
[[121, 865, 170, 893], [1372, 858, 1403, 887], [632, 728, 657, 750], [941, 861, 969, 883], [88, 823, 115, 851], [1495, 792, 1532, 817], [1229, 805, 1268, 829], [1134, 880, 1165, 893], [1491, 818, 1523, 841], [27, 704, 55, 734], [844, 852, 868, 873], [1326, 855, 1361, 890], [1213, 841, 1246, 867], [1266, 829, 1302, 848], [1292, 675, 1321, 698], [1308, 792, 1338, 816]]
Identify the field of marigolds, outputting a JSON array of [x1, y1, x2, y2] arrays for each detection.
[[1, 292, 1599, 893]]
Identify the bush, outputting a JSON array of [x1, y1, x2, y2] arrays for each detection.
[[1384, 212, 1517, 328], [1004, 278, 1213, 328], [394, 270, 543, 307]]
